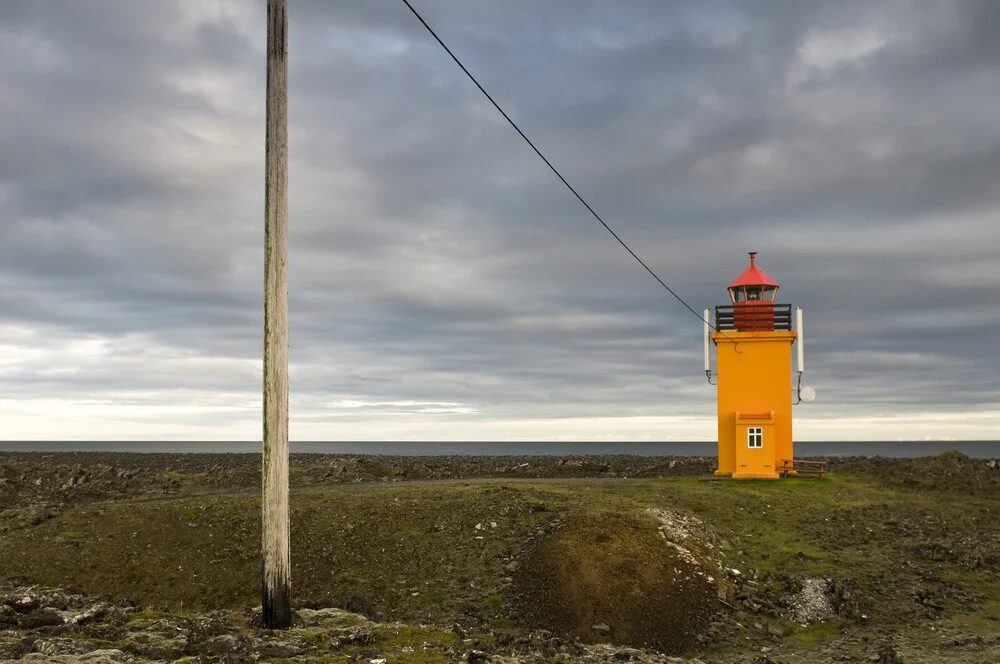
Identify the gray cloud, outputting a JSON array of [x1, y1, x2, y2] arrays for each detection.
[[2, 0, 999, 440]]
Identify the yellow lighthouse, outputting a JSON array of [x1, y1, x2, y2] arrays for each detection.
[[704, 252, 808, 479]]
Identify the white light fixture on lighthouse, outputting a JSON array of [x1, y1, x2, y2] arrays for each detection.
[[794, 307, 816, 404]]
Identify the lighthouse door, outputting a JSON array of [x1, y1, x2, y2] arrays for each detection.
[[733, 412, 778, 478]]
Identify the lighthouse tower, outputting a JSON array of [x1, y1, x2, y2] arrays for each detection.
[[704, 252, 804, 479]]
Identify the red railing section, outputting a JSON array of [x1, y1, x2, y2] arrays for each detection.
[[715, 303, 793, 332]]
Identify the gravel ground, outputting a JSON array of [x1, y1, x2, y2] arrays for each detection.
[[1, 450, 997, 664], [0, 452, 720, 510]]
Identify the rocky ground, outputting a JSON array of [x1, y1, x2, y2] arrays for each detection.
[[0, 452, 719, 509], [1, 451, 998, 663]]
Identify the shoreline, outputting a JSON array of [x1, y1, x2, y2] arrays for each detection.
[[2, 440, 999, 459]]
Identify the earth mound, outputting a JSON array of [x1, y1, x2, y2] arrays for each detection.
[[511, 511, 718, 654], [838, 450, 1000, 495]]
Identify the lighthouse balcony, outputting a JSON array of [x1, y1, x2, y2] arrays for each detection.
[[714, 303, 793, 332]]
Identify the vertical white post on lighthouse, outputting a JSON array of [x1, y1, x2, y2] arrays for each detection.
[[263, 0, 291, 629], [795, 307, 804, 374], [703, 308, 711, 378]]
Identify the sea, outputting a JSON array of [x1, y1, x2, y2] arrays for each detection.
[[0, 440, 998, 458]]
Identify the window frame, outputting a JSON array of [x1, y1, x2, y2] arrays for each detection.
[[747, 426, 763, 448]]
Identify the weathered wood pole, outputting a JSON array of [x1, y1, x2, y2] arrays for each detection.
[[262, 0, 291, 629]]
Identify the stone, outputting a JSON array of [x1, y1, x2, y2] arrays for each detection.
[[13, 650, 127, 663], [295, 607, 370, 627], [877, 646, 902, 663], [20, 609, 64, 628], [32, 638, 93, 656], [328, 625, 377, 646], [257, 642, 304, 658], [66, 605, 109, 625], [189, 633, 251, 659]]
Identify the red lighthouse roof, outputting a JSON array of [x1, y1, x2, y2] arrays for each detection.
[[728, 251, 778, 288]]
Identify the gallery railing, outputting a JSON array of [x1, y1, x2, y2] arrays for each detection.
[[714, 303, 793, 332]]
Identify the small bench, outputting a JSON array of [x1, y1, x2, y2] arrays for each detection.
[[780, 459, 826, 478]]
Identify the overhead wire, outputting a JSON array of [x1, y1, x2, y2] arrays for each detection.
[[400, 0, 729, 338]]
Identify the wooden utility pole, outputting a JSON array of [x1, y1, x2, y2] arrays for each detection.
[[263, 0, 291, 629]]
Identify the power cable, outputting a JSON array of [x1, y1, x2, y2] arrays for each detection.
[[400, 0, 727, 336]]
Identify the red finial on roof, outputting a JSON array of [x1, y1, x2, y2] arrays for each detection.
[[749, 251, 757, 267]]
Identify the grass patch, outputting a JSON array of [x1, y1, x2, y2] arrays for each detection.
[[340, 624, 461, 664], [938, 570, 1000, 630], [375, 624, 459, 648], [303, 630, 330, 650], [127, 610, 190, 622], [165, 471, 206, 480], [789, 620, 842, 647]]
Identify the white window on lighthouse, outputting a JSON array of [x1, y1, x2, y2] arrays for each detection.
[[748, 427, 763, 448]]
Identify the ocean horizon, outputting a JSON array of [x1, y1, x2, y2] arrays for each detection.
[[0, 440, 998, 458]]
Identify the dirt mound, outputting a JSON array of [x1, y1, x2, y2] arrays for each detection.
[[836, 451, 1000, 495], [511, 511, 718, 654]]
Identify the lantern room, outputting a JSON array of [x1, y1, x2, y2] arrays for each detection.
[[726, 252, 782, 332], [728, 251, 779, 304]]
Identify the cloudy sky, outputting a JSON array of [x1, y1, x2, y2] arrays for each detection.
[[2, 1, 999, 442]]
